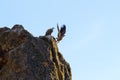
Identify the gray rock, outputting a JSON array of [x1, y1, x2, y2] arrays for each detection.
[[0, 24, 72, 80]]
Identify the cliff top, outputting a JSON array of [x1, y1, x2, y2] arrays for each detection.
[[0, 24, 72, 80]]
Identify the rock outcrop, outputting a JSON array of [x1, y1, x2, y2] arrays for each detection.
[[0, 24, 72, 80]]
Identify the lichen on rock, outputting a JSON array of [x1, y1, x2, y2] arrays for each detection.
[[0, 24, 72, 80]]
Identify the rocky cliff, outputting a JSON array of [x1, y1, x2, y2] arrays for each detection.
[[0, 24, 72, 80]]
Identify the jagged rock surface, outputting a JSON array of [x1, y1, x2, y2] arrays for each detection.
[[0, 25, 72, 80]]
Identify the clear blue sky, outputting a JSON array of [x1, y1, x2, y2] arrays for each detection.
[[1, 0, 120, 80]]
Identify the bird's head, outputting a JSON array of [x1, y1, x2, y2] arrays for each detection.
[[51, 27, 54, 30]]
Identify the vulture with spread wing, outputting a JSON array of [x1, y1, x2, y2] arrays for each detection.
[[57, 24, 66, 42]]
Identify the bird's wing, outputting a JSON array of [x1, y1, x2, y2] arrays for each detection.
[[60, 24, 66, 35], [57, 24, 59, 32]]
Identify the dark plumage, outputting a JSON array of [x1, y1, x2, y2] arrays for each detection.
[[57, 24, 66, 42], [60, 24, 66, 36], [45, 27, 54, 36]]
